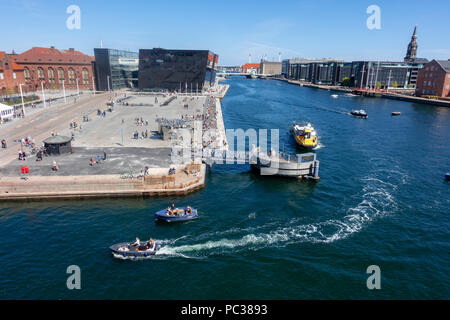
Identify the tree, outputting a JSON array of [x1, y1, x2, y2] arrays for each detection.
[[376, 82, 381, 89], [392, 81, 398, 88], [342, 77, 350, 87]]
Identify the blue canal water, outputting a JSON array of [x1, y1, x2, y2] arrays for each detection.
[[0, 77, 449, 299]]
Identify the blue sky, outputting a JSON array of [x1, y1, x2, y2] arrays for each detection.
[[1, 0, 449, 65]]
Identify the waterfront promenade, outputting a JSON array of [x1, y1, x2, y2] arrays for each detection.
[[274, 77, 450, 107], [0, 86, 229, 200]]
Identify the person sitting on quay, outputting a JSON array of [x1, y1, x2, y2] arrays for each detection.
[[52, 160, 59, 171], [90, 157, 95, 166], [1, 139, 7, 149]]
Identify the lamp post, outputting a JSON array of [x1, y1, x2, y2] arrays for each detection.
[[19, 84, 25, 117], [41, 82, 46, 108], [62, 80, 67, 103]]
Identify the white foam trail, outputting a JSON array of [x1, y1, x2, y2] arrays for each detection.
[[156, 166, 406, 259]]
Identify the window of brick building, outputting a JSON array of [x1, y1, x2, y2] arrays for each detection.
[[37, 67, 45, 80], [68, 68, 75, 84], [48, 68, 55, 84], [82, 68, 89, 85], [0, 72, 3, 80], [58, 68, 65, 82], [24, 68, 31, 81]]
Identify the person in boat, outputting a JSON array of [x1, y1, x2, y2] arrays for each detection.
[[166, 204, 177, 216], [185, 206, 192, 215], [147, 238, 156, 251], [131, 237, 140, 246]]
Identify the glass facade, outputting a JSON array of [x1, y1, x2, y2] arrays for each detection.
[[138, 49, 218, 91], [94, 48, 138, 91], [352, 61, 415, 89]]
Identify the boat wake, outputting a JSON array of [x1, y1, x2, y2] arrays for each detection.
[[155, 166, 407, 259]]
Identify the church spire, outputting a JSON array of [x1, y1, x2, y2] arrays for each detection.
[[404, 25, 418, 62]]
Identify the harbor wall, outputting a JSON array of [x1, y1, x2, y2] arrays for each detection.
[[0, 164, 206, 200]]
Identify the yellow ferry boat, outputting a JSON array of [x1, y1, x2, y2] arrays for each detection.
[[290, 122, 318, 149]]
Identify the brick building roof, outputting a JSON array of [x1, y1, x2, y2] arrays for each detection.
[[0, 51, 24, 70], [14, 47, 94, 65], [436, 60, 450, 73], [241, 63, 260, 69]]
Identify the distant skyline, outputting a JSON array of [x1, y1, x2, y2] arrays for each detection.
[[1, 0, 449, 65]]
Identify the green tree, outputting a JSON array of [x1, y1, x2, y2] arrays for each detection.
[[376, 82, 381, 89], [341, 77, 350, 87], [392, 81, 398, 88]]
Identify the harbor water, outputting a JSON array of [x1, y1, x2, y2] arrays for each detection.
[[0, 77, 449, 299]]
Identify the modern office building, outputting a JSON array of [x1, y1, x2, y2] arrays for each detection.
[[93, 48, 139, 91], [287, 58, 346, 85], [416, 60, 450, 97], [351, 59, 427, 89], [138, 48, 218, 91], [259, 61, 282, 75], [281, 59, 290, 77]]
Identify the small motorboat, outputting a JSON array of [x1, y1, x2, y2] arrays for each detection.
[[350, 109, 368, 118], [155, 207, 198, 222], [331, 94, 339, 98], [392, 111, 401, 116], [290, 122, 318, 149], [110, 241, 161, 258], [445, 173, 450, 181]]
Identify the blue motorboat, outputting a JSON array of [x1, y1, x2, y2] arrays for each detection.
[[109, 241, 161, 258], [154, 207, 198, 222]]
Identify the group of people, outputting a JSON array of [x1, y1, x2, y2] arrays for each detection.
[[97, 109, 107, 117], [90, 151, 107, 166], [165, 204, 193, 216], [168, 167, 176, 175], [133, 130, 149, 140], [202, 97, 221, 148], [131, 237, 156, 251], [135, 117, 149, 127]]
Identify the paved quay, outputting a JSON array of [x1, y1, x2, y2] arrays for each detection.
[[0, 86, 229, 200]]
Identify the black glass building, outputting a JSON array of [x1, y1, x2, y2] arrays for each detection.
[[138, 48, 218, 91], [93, 48, 139, 91]]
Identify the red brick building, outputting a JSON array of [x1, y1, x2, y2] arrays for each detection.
[[416, 59, 450, 97], [241, 63, 260, 74], [0, 51, 25, 95], [12, 47, 95, 93]]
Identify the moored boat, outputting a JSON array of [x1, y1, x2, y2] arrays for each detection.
[[392, 111, 401, 116], [290, 122, 318, 149], [350, 109, 368, 118], [445, 173, 450, 181], [154, 207, 198, 222]]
